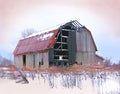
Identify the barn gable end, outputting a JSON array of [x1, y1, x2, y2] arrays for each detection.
[[14, 20, 100, 68]]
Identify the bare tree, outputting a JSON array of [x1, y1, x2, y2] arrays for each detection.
[[21, 28, 37, 38], [118, 60, 120, 65], [103, 58, 112, 67], [0, 54, 13, 65], [0, 55, 3, 64]]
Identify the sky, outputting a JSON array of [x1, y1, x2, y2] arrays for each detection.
[[0, 0, 120, 63]]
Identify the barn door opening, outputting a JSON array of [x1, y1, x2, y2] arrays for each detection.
[[23, 55, 26, 66], [33, 54, 35, 68]]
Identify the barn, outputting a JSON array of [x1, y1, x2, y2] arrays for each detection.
[[14, 20, 102, 68]]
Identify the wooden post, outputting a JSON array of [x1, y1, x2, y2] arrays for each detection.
[[16, 68, 29, 84]]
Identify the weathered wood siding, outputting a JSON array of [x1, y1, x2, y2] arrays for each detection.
[[14, 52, 49, 68], [14, 55, 23, 68], [26, 52, 49, 68], [76, 28, 96, 64], [26, 54, 34, 67], [42, 52, 49, 67]]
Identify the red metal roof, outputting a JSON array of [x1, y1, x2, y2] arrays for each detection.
[[14, 21, 97, 56], [14, 29, 58, 56]]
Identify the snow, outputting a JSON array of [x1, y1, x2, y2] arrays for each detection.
[[27, 26, 59, 38], [0, 77, 98, 94], [37, 32, 54, 41], [0, 67, 9, 71], [0, 71, 120, 94]]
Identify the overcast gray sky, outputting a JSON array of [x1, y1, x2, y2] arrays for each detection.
[[0, 0, 120, 63]]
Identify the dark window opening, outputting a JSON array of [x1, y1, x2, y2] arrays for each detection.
[[54, 51, 68, 55], [62, 38, 67, 42], [62, 44, 68, 49], [54, 43, 61, 49], [39, 60, 44, 67], [41, 58, 43, 65], [57, 35, 61, 42], [63, 56, 68, 59], [33, 54, 35, 68], [62, 31, 69, 36], [54, 56, 59, 59], [23, 55, 26, 66], [64, 26, 71, 29], [39, 62, 41, 67]]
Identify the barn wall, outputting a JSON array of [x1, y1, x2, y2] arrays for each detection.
[[76, 28, 96, 64], [76, 52, 83, 64], [26, 54, 34, 67], [14, 52, 49, 68], [14, 55, 23, 68], [26, 52, 49, 68], [42, 52, 49, 67], [68, 30, 76, 64], [26, 53, 41, 68]]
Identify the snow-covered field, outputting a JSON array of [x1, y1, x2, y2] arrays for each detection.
[[0, 64, 120, 94], [0, 76, 98, 94], [0, 71, 120, 94]]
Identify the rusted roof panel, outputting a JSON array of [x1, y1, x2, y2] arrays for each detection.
[[14, 29, 58, 56], [14, 20, 98, 56]]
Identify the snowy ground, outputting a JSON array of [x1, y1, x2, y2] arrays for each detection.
[[0, 77, 98, 94], [0, 64, 120, 94], [0, 71, 120, 94]]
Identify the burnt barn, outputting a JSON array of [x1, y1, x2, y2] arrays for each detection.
[[14, 20, 100, 68]]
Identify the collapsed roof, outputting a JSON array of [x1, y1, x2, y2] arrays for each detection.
[[14, 20, 97, 56]]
